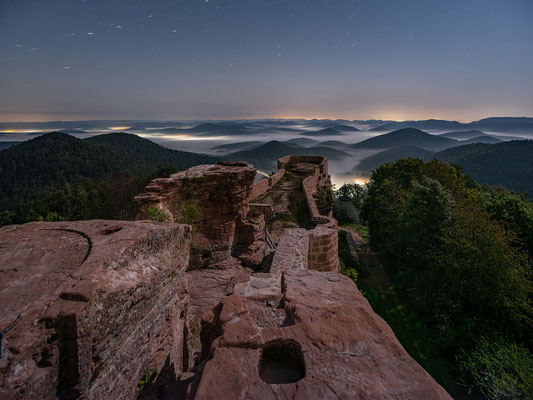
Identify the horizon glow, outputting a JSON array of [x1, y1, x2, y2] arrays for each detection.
[[1, 0, 532, 122]]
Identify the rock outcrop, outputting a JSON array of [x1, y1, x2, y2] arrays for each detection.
[[0, 220, 192, 399], [195, 270, 451, 399], [134, 161, 257, 269], [0, 156, 452, 399]]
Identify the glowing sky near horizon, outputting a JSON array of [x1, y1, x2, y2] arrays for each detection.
[[0, 0, 532, 122]]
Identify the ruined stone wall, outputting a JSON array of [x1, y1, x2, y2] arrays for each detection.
[[250, 167, 285, 201], [250, 177, 270, 200], [248, 203, 275, 224], [308, 225, 340, 272], [277, 155, 338, 272]]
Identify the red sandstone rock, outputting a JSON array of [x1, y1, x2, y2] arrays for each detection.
[[194, 270, 451, 400], [0, 220, 192, 400], [1, 156, 451, 400], [134, 162, 259, 269]]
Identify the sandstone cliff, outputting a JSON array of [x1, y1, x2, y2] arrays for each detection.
[[0, 156, 451, 399]]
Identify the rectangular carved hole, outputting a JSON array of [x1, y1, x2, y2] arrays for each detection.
[[55, 314, 80, 400]]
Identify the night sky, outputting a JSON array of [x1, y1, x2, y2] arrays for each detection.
[[1, 0, 532, 122]]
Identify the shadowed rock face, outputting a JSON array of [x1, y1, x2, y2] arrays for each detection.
[[0, 220, 192, 400], [134, 161, 258, 269]]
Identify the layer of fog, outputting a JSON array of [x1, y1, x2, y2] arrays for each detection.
[[2, 123, 532, 189]]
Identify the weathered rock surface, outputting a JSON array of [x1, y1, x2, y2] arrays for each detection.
[[134, 161, 259, 269], [0, 220, 192, 400], [345, 229, 372, 262], [194, 270, 451, 400]]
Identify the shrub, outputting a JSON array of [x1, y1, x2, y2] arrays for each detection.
[[333, 201, 360, 224], [176, 200, 202, 226], [335, 183, 367, 210], [136, 366, 155, 395], [457, 337, 533, 399], [144, 206, 167, 222], [343, 267, 359, 284]]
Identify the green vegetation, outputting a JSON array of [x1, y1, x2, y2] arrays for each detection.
[[337, 229, 358, 284], [0, 165, 178, 226], [341, 223, 369, 243], [0, 132, 215, 226], [458, 337, 533, 399], [333, 183, 367, 224], [271, 173, 315, 229], [136, 366, 155, 395], [143, 206, 168, 222], [434, 140, 533, 198], [288, 176, 315, 229], [343, 267, 358, 283], [176, 200, 202, 226], [315, 185, 334, 215], [359, 158, 532, 398]]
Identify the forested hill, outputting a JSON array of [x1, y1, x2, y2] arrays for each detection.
[[0, 132, 216, 210], [434, 140, 533, 196], [85, 132, 215, 170]]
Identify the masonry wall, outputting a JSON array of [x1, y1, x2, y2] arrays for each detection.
[[307, 225, 340, 272], [276, 155, 340, 272], [250, 168, 285, 201]]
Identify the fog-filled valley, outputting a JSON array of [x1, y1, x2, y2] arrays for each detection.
[[2, 117, 533, 190]]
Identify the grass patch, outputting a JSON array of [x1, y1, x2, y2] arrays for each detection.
[[175, 200, 202, 226], [342, 223, 370, 242], [143, 206, 167, 222]]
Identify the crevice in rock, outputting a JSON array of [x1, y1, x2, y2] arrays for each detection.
[[55, 314, 80, 400], [182, 325, 189, 372], [59, 292, 89, 302], [199, 303, 223, 364], [98, 226, 122, 235], [254, 252, 274, 273]]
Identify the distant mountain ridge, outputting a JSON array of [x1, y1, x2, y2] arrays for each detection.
[[370, 117, 533, 133], [459, 135, 502, 145], [227, 140, 350, 171], [2, 117, 532, 138], [353, 140, 533, 197], [301, 128, 342, 136], [351, 128, 458, 151], [370, 119, 466, 132], [435, 140, 533, 196], [439, 130, 487, 140], [354, 145, 434, 173]]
